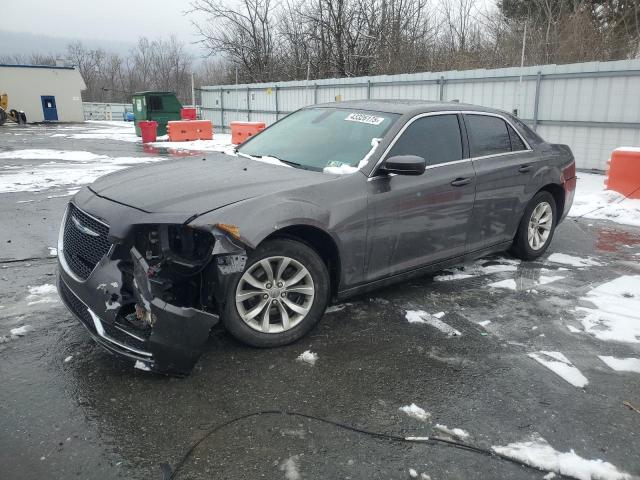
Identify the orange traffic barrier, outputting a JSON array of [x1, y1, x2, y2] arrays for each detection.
[[167, 120, 213, 142], [230, 121, 266, 145], [605, 147, 640, 199]]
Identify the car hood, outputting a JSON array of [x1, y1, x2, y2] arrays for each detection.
[[89, 152, 333, 215]]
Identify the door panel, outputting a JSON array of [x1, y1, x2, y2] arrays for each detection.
[[468, 151, 538, 251], [463, 113, 539, 251], [41, 96, 58, 121], [365, 161, 476, 281]]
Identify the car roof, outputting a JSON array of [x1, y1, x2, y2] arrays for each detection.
[[311, 99, 508, 117]]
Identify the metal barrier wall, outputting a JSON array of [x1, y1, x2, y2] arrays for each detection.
[[83, 102, 131, 121], [201, 59, 640, 170]]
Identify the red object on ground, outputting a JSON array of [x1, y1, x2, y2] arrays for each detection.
[[139, 120, 158, 143], [180, 107, 197, 120], [605, 147, 640, 199], [167, 120, 213, 141], [230, 121, 266, 145]]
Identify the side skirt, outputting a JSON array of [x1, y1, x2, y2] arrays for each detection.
[[335, 241, 513, 301]]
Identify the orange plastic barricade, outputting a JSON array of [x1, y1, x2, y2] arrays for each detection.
[[167, 120, 213, 142], [230, 121, 266, 145], [605, 147, 640, 199]]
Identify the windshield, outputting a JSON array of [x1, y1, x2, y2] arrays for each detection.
[[237, 107, 399, 171]]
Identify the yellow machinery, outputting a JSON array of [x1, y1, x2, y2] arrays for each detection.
[[0, 93, 27, 125]]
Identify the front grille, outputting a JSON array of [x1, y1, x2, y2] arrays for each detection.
[[59, 279, 96, 333], [63, 204, 111, 280]]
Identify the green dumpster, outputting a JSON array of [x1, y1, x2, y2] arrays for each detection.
[[132, 91, 182, 137]]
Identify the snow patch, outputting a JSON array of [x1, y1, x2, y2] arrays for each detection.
[[10, 325, 32, 336], [598, 356, 640, 373], [279, 455, 301, 480], [48, 247, 57, 257], [26, 284, 58, 305], [569, 172, 640, 227], [538, 275, 564, 285], [434, 258, 519, 282], [399, 403, 431, 422], [149, 133, 235, 154], [0, 149, 105, 161], [547, 253, 602, 268], [434, 424, 470, 439], [489, 279, 517, 290], [405, 310, 461, 336], [134, 360, 151, 372], [576, 275, 640, 343], [478, 320, 491, 327], [492, 434, 631, 480], [64, 355, 73, 363], [566, 325, 582, 333], [297, 350, 318, 366], [528, 351, 588, 388]]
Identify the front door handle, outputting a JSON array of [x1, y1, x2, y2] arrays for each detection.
[[518, 165, 532, 173], [451, 177, 472, 187]]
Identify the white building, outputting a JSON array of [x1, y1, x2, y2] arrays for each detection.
[[0, 64, 86, 123]]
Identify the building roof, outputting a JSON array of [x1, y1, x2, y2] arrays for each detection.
[[0, 63, 77, 70]]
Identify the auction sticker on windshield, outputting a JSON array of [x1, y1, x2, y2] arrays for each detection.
[[345, 113, 385, 125]]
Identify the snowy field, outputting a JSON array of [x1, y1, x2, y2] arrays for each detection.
[[1, 120, 639, 479]]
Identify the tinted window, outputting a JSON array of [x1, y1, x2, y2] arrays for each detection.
[[466, 115, 511, 157], [387, 115, 463, 166], [507, 124, 526, 151]]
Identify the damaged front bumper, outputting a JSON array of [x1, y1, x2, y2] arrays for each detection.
[[56, 201, 247, 376]]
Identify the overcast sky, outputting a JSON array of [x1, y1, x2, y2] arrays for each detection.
[[3, 0, 201, 52]]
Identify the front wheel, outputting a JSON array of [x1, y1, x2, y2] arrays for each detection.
[[510, 191, 557, 260], [222, 238, 330, 347]]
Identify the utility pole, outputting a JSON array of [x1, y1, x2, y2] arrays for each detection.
[[191, 72, 195, 107], [515, 22, 528, 117]]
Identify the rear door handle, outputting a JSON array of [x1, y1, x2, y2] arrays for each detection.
[[451, 177, 472, 187], [518, 165, 532, 173]]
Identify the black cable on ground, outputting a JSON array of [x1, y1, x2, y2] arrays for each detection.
[[166, 410, 566, 480], [0, 255, 56, 265]]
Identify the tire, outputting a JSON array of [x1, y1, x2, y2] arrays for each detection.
[[510, 191, 557, 261], [222, 238, 330, 347]]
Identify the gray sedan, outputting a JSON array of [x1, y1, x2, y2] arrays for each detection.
[[57, 100, 576, 374]]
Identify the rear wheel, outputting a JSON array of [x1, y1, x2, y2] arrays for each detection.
[[510, 191, 557, 260], [223, 238, 330, 347]]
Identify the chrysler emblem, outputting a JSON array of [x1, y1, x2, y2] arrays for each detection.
[[71, 215, 100, 237]]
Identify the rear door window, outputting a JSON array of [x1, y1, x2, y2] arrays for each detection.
[[465, 114, 512, 157], [387, 114, 463, 166]]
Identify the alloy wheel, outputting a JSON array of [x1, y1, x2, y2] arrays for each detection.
[[235, 256, 315, 333], [527, 201, 553, 250]]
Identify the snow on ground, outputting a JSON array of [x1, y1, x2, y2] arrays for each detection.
[[405, 310, 461, 336], [62, 121, 139, 143], [488, 279, 517, 290], [547, 253, 602, 268], [10, 325, 32, 336], [598, 356, 640, 373], [492, 434, 631, 480], [528, 351, 589, 388], [399, 403, 431, 421], [434, 258, 519, 282], [48, 247, 58, 257], [296, 350, 318, 366], [26, 284, 59, 306], [279, 455, 301, 480], [434, 424, 470, 440], [0, 150, 166, 193], [569, 172, 640, 227], [538, 275, 565, 284], [149, 133, 235, 154], [576, 275, 640, 344], [0, 149, 105, 161], [566, 325, 582, 333]]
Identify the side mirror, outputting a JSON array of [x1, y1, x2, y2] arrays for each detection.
[[380, 155, 426, 176]]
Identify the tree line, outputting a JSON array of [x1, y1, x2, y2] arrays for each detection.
[[1, 0, 638, 103]]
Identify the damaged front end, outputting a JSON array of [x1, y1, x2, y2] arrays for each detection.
[[57, 202, 248, 375]]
